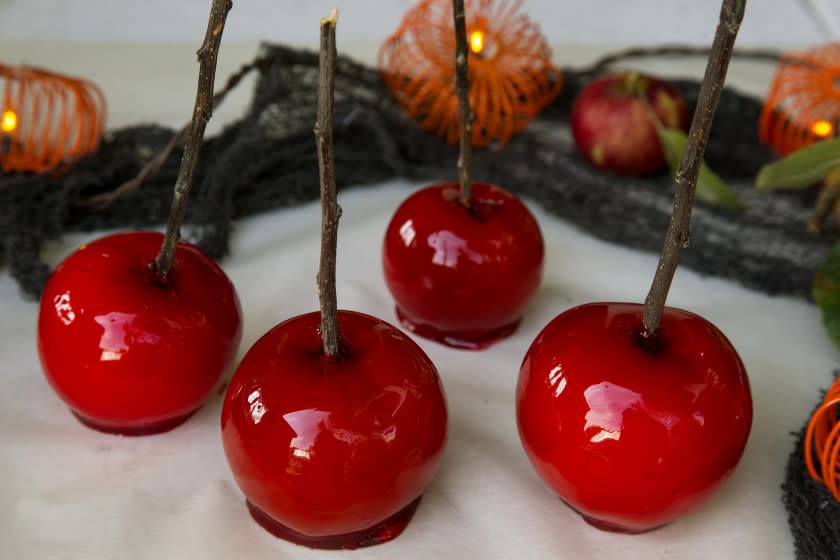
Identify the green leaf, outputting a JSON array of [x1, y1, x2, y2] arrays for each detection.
[[656, 127, 744, 210], [813, 241, 840, 348], [756, 138, 840, 192]]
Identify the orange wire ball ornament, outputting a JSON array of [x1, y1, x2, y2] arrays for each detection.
[[0, 64, 106, 174], [805, 375, 840, 502], [759, 43, 840, 156], [378, 0, 562, 149]]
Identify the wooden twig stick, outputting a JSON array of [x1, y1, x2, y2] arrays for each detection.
[[315, 9, 342, 357], [585, 43, 780, 74], [453, 0, 473, 206], [152, 0, 232, 279], [84, 53, 272, 211], [642, 0, 746, 337]]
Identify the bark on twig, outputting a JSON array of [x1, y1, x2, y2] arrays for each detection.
[[453, 0, 473, 206], [315, 9, 342, 357], [152, 0, 233, 279]]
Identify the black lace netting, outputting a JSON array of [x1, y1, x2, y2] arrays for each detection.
[[0, 44, 830, 301], [0, 44, 836, 557]]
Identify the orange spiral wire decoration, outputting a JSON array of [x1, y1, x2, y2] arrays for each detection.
[[0, 64, 106, 173], [378, 0, 562, 149], [805, 375, 840, 502], [759, 43, 840, 156]]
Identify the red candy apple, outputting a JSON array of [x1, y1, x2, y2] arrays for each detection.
[[221, 310, 448, 549], [37, 231, 242, 435], [516, 303, 752, 532], [571, 71, 689, 175], [518, 0, 748, 536], [382, 182, 544, 349], [220, 13, 448, 549], [36, 0, 240, 436], [382, 0, 544, 350]]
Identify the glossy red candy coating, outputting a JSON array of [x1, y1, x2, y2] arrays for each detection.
[[37, 231, 242, 435], [221, 310, 448, 549], [516, 302, 752, 533], [383, 183, 544, 349]]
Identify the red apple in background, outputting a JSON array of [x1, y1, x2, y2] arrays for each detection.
[[37, 231, 242, 435], [382, 182, 544, 350], [571, 72, 689, 176], [516, 302, 752, 533], [221, 310, 447, 549]]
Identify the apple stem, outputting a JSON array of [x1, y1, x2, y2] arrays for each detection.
[[807, 168, 840, 233], [641, 0, 746, 338], [315, 9, 343, 358], [453, 0, 473, 207], [152, 0, 233, 280]]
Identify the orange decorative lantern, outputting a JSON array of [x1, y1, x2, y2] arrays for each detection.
[[805, 375, 840, 502], [0, 64, 105, 173], [759, 44, 840, 155], [378, 0, 562, 149]]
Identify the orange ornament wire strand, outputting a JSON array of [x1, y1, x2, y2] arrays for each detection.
[[378, 0, 562, 149], [804, 375, 840, 502], [759, 43, 840, 155], [0, 64, 105, 173]]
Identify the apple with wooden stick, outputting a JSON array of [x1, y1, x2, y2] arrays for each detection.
[[381, 0, 544, 350], [37, 0, 242, 436], [220, 11, 448, 550], [516, 0, 753, 533]]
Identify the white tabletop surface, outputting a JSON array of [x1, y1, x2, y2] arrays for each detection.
[[1, 41, 833, 559]]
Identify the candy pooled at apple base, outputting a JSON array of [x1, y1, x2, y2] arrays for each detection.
[[221, 12, 448, 550], [381, 0, 547, 350], [516, 0, 752, 534]]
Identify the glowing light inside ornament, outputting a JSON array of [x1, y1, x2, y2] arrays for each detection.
[[1, 110, 17, 133], [469, 30, 485, 54], [811, 119, 833, 138]]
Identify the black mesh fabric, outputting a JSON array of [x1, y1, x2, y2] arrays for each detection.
[[0, 44, 829, 301], [0, 44, 836, 557]]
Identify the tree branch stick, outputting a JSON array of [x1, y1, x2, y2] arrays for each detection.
[[315, 9, 342, 357], [152, 0, 232, 279], [453, 0, 473, 206], [642, 0, 746, 336], [84, 53, 271, 211], [585, 43, 779, 74]]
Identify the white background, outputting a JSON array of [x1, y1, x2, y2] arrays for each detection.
[[0, 0, 838, 46], [1, 1, 839, 559]]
